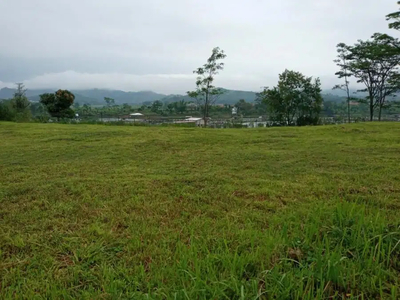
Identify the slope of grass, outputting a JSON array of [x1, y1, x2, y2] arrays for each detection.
[[0, 122, 399, 299]]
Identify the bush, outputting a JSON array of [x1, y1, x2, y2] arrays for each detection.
[[0, 98, 33, 122], [161, 123, 196, 128], [14, 110, 32, 123], [0, 100, 15, 121], [296, 115, 320, 126]]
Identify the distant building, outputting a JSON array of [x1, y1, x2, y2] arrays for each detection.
[[174, 117, 205, 126]]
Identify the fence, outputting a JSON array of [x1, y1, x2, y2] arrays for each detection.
[[51, 113, 400, 128]]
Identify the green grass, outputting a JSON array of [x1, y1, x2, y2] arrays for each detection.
[[0, 122, 399, 299]]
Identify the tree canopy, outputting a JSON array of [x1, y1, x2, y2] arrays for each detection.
[[40, 90, 75, 119], [335, 33, 400, 121], [387, 1, 400, 30], [257, 70, 323, 126], [188, 47, 226, 126]]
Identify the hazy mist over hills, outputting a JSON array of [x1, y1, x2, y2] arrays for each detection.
[[0, 86, 351, 105]]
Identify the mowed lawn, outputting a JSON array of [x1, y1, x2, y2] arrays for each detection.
[[0, 122, 399, 299]]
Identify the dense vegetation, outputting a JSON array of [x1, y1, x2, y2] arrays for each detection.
[[0, 122, 399, 299], [257, 70, 323, 126]]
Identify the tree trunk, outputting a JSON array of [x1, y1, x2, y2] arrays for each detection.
[[204, 88, 209, 127], [369, 92, 374, 122], [378, 105, 382, 121], [204, 106, 208, 127], [347, 100, 351, 123], [346, 84, 351, 124], [370, 104, 374, 121]]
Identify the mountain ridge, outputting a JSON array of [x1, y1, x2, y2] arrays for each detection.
[[0, 87, 349, 105]]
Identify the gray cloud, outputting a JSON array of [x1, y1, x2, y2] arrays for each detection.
[[0, 0, 396, 93]]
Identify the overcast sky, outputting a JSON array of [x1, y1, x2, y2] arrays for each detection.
[[0, 0, 397, 94]]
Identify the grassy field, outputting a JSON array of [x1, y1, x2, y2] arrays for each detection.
[[0, 122, 399, 299]]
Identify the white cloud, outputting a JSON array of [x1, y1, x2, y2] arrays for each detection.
[[11, 71, 273, 94], [0, 0, 397, 92], [0, 70, 359, 94]]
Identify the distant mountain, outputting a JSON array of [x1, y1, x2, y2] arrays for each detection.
[[218, 89, 257, 104], [0, 87, 99, 104], [28, 93, 102, 105], [159, 89, 258, 105], [0, 87, 257, 105], [0, 87, 350, 105], [75, 89, 165, 104], [0, 88, 164, 105]]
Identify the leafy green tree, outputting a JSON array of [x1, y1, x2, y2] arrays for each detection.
[[257, 70, 323, 126], [235, 99, 253, 116], [373, 34, 400, 120], [82, 104, 92, 115], [151, 100, 163, 113], [337, 34, 400, 121], [12, 83, 30, 111], [167, 102, 176, 114], [0, 100, 15, 121], [30, 102, 46, 116], [387, 2, 400, 30], [10, 83, 31, 121], [188, 47, 226, 126], [104, 97, 115, 107], [40, 90, 75, 120], [175, 100, 187, 114], [121, 103, 131, 113]]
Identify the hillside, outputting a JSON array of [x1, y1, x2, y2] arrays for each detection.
[[0, 122, 399, 298], [0, 88, 164, 105], [160, 89, 258, 104], [1, 87, 348, 105]]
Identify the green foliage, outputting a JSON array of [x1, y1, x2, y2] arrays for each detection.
[[235, 99, 253, 116], [0, 122, 399, 298], [258, 70, 323, 126], [40, 89, 75, 119], [150, 100, 163, 113], [387, 1, 400, 30], [188, 47, 227, 126], [121, 103, 131, 113], [336, 34, 400, 121], [0, 84, 32, 122], [11, 84, 30, 113], [165, 100, 188, 115], [10, 83, 32, 122], [104, 97, 115, 107], [0, 100, 15, 121]]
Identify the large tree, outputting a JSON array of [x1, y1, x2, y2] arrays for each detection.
[[337, 34, 400, 121], [151, 100, 163, 113], [40, 90, 75, 120], [235, 99, 253, 116], [188, 47, 226, 126], [12, 83, 30, 112], [257, 70, 323, 126]]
